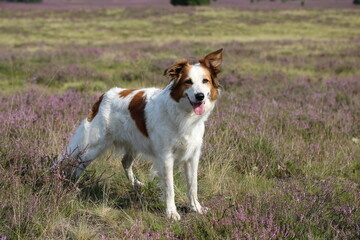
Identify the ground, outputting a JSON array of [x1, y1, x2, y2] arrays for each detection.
[[0, 0, 359, 239]]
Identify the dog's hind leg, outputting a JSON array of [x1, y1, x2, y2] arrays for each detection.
[[121, 151, 143, 187]]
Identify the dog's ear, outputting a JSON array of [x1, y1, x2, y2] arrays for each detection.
[[199, 48, 223, 74], [163, 60, 189, 80]]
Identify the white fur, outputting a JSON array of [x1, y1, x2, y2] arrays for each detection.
[[61, 64, 217, 221]]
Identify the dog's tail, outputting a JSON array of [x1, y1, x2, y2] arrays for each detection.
[[52, 119, 89, 179]]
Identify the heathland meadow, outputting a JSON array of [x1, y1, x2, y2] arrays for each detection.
[[0, 1, 359, 239]]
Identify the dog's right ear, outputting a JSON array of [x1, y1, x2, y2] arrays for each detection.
[[163, 60, 189, 80]]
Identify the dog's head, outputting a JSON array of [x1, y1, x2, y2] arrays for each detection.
[[164, 49, 223, 115]]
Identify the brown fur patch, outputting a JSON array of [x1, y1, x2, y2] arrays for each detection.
[[163, 60, 189, 80], [128, 91, 148, 137], [199, 49, 223, 101], [87, 94, 104, 122], [169, 64, 192, 102], [198, 48, 223, 76], [119, 89, 135, 98], [200, 65, 219, 101]]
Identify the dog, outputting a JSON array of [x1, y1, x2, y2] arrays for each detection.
[[61, 49, 223, 220]]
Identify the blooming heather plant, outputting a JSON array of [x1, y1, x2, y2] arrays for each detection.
[[1, 5, 360, 239], [1, 57, 359, 239], [0, 89, 93, 238], [186, 179, 360, 240]]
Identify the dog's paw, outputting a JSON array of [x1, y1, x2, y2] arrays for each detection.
[[166, 210, 181, 221], [198, 206, 209, 214], [134, 179, 144, 187], [191, 205, 209, 215]]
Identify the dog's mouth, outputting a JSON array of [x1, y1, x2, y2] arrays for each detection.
[[186, 94, 205, 115]]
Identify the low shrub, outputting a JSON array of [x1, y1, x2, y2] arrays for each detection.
[[171, 0, 210, 6]]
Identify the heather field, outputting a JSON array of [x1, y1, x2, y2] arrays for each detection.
[[1, 1, 360, 239]]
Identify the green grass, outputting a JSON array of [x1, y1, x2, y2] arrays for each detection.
[[0, 5, 359, 240]]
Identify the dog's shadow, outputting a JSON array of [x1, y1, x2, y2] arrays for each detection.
[[77, 170, 191, 214]]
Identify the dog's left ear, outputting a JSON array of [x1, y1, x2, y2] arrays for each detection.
[[199, 48, 223, 74]]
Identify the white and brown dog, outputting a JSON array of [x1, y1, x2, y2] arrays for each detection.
[[62, 49, 223, 220]]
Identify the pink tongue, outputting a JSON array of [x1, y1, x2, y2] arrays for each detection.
[[193, 102, 205, 115]]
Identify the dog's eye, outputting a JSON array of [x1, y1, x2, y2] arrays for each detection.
[[185, 79, 193, 85], [203, 79, 209, 84]]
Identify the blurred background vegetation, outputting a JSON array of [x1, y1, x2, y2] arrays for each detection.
[[0, 1, 359, 239]]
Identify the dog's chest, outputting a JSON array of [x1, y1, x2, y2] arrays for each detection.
[[172, 132, 200, 161]]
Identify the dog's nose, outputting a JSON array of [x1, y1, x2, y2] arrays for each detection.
[[195, 93, 205, 101]]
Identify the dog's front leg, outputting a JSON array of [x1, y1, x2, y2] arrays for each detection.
[[184, 149, 208, 214], [157, 153, 181, 221]]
